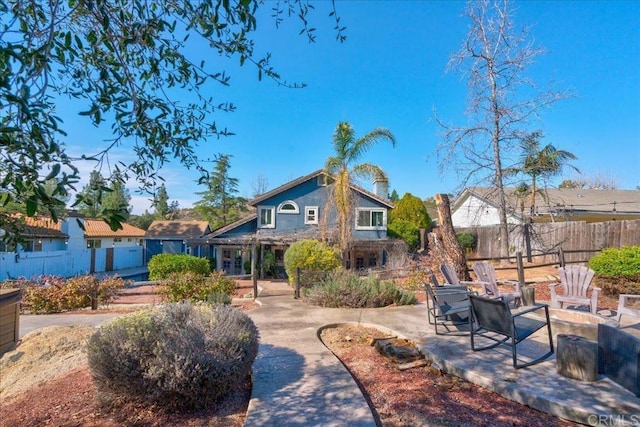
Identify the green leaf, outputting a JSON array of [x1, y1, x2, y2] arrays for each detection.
[[26, 198, 37, 216], [45, 164, 61, 180]]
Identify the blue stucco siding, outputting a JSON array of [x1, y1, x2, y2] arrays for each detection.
[[257, 179, 333, 233], [215, 218, 258, 238], [215, 175, 391, 240]]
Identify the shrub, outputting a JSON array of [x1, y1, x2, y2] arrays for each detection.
[[589, 246, 640, 296], [148, 253, 210, 279], [456, 232, 476, 252], [87, 302, 259, 410], [160, 271, 236, 303], [284, 239, 341, 283], [387, 219, 420, 250], [304, 270, 417, 308], [16, 275, 126, 314], [389, 193, 432, 229]]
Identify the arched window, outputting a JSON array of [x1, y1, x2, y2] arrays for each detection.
[[277, 200, 299, 214]]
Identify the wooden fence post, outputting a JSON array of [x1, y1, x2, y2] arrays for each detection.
[[558, 248, 565, 267], [251, 244, 257, 301], [516, 252, 525, 285], [524, 224, 532, 263], [295, 267, 301, 299]]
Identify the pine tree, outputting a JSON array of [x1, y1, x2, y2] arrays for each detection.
[[194, 154, 248, 229]]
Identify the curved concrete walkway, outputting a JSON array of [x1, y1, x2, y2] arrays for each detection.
[[17, 280, 640, 426], [244, 281, 640, 426]]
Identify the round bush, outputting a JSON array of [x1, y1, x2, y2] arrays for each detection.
[[148, 253, 210, 280], [284, 239, 341, 283], [456, 232, 476, 252], [387, 219, 420, 250], [87, 302, 259, 409], [160, 271, 236, 303]]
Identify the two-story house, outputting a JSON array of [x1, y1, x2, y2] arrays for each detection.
[[195, 170, 399, 277]]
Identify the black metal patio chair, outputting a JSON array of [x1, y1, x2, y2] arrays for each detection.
[[468, 294, 554, 369]]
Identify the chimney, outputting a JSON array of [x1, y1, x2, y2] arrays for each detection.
[[373, 178, 389, 200]]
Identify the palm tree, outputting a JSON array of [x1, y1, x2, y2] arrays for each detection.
[[324, 121, 396, 253], [517, 132, 579, 218]]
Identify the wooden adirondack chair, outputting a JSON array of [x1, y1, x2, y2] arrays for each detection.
[[549, 265, 600, 314], [472, 261, 523, 306], [617, 294, 640, 323]]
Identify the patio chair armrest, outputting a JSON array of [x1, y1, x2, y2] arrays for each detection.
[[433, 288, 469, 295], [473, 280, 492, 295], [547, 282, 560, 296], [512, 303, 549, 318]]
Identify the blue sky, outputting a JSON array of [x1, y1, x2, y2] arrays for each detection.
[[64, 1, 640, 214]]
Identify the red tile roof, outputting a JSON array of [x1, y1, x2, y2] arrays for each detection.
[[83, 219, 146, 238], [21, 216, 67, 238]]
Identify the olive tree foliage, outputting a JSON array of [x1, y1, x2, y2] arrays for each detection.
[[0, 0, 345, 241], [434, 0, 571, 258]]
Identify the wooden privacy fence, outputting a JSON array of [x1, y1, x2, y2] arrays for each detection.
[[457, 219, 640, 263]]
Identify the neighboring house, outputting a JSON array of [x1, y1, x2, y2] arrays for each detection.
[[194, 169, 399, 277], [0, 216, 69, 252], [144, 220, 213, 263], [81, 219, 146, 250], [0, 213, 145, 279], [451, 187, 640, 227], [0, 213, 145, 252]]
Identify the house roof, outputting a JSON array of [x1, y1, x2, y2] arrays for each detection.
[[454, 187, 640, 216], [83, 219, 146, 238], [206, 214, 257, 239], [20, 216, 68, 239], [249, 169, 395, 209], [145, 220, 211, 239]]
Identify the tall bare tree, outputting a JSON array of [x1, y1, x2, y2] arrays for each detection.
[[435, 0, 571, 258]]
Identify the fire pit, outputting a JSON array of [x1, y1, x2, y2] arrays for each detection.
[[529, 308, 618, 341]]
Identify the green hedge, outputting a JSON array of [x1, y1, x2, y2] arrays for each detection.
[[589, 246, 640, 296], [148, 253, 210, 280]]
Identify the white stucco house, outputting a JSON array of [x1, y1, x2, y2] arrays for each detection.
[[451, 187, 640, 227]]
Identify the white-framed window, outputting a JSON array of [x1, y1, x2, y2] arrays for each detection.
[[87, 239, 102, 249], [355, 208, 387, 230], [277, 200, 299, 214], [305, 206, 319, 224], [258, 206, 275, 228]]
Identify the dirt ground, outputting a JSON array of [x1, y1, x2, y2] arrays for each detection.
[[0, 268, 609, 426]]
